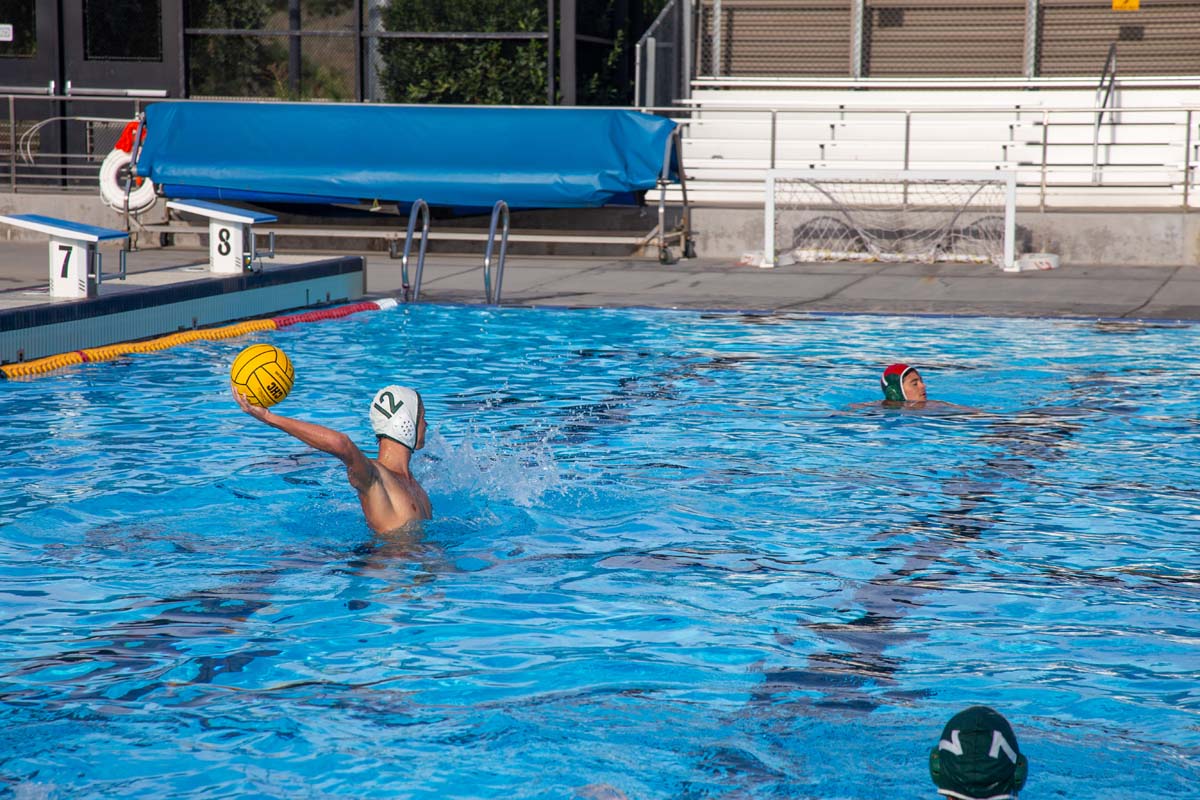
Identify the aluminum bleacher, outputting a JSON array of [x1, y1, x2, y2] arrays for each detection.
[[666, 79, 1200, 210]]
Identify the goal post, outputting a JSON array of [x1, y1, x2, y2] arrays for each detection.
[[762, 169, 1017, 269]]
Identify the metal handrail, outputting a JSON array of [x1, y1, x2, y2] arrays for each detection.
[[1096, 43, 1119, 116], [1185, 109, 1194, 209], [1040, 108, 1050, 212], [250, 231, 276, 271], [1093, 43, 1118, 181], [400, 198, 430, 302], [7, 96, 14, 193], [94, 248, 128, 286], [657, 128, 693, 262], [483, 200, 510, 305], [672, 128, 692, 257], [124, 114, 146, 234], [17, 115, 131, 164]]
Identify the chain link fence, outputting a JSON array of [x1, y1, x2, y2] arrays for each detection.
[[1038, 0, 1200, 76], [697, 0, 1200, 79], [636, 0, 689, 107], [699, 1, 854, 77]]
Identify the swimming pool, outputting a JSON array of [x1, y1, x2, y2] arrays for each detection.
[[1, 305, 1197, 798]]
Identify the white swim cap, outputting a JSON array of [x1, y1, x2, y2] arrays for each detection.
[[369, 385, 422, 450]]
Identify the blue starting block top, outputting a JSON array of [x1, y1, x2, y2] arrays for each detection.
[[166, 200, 278, 226], [0, 214, 129, 243]]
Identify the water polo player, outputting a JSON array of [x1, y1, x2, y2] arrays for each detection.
[[232, 382, 431, 532], [881, 362, 928, 404], [849, 363, 975, 412], [930, 705, 1028, 799]]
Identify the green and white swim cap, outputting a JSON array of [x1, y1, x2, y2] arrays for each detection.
[[369, 385, 422, 450], [929, 706, 1027, 800]]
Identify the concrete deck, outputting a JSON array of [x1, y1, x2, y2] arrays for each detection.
[[3, 241, 1200, 321]]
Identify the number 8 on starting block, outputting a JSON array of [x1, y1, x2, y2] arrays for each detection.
[[166, 200, 277, 274]]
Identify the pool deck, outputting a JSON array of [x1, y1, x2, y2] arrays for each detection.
[[386, 251, 1200, 320], [2, 241, 1199, 322]]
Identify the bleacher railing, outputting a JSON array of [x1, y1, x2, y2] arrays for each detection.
[[665, 99, 1200, 209], [1093, 44, 1119, 182]]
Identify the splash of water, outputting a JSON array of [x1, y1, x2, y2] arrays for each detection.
[[419, 426, 563, 510]]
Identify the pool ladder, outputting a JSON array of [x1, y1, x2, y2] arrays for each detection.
[[400, 199, 430, 302], [399, 198, 510, 306], [483, 200, 510, 305]]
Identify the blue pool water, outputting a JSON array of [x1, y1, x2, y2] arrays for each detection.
[[1, 306, 1197, 799]]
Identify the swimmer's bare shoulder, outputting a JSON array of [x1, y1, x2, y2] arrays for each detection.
[[377, 459, 432, 521], [845, 399, 982, 414], [915, 400, 981, 414], [358, 458, 431, 532]]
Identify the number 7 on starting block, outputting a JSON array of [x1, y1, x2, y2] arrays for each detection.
[[0, 214, 129, 298]]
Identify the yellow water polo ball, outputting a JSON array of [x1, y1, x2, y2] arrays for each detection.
[[231, 344, 294, 407]]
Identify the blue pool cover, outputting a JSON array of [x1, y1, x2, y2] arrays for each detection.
[[135, 102, 679, 210]]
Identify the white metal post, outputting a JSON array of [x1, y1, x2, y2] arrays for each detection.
[[634, 40, 643, 107], [762, 170, 776, 268], [1004, 171, 1017, 269], [712, 0, 722, 77], [851, 0, 865, 79], [1023, 0, 1039, 79], [681, 0, 693, 101], [646, 37, 657, 109]]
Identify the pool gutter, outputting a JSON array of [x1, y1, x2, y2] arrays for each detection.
[[0, 255, 366, 367]]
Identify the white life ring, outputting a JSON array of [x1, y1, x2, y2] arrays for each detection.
[[99, 148, 157, 212]]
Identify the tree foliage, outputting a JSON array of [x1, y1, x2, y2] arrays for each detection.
[[377, 0, 667, 105], [183, 0, 664, 103], [379, 0, 548, 105], [576, 0, 626, 106], [187, 0, 277, 97]]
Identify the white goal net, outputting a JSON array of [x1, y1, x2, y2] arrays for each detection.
[[763, 170, 1017, 268]]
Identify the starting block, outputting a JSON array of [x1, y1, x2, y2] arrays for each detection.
[[0, 214, 129, 299], [166, 200, 277, 275]]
